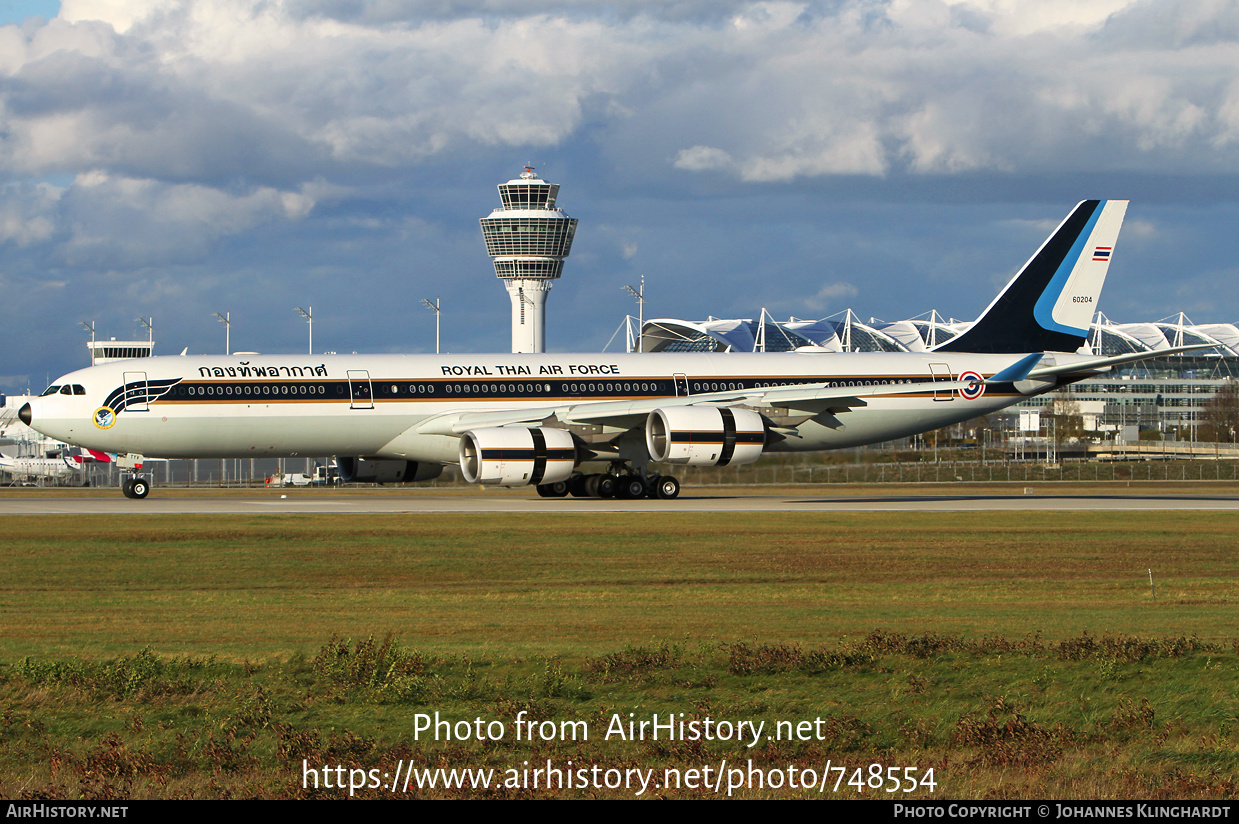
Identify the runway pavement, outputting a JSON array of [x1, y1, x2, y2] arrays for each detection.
[[4, 491, 1239, 514]]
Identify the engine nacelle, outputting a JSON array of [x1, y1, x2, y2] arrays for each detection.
[[646, 406, 766, 466], [337, 457, 443, 484], [459, 426, 577, 487]]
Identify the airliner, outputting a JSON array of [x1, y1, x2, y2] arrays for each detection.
[[20, 200, 1198, 500], [0, 452, 81, 485]]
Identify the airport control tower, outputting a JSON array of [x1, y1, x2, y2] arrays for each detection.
[[479, 167, 578, 353]]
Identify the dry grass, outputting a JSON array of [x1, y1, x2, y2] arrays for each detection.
[[2, 632, 1236, 799]]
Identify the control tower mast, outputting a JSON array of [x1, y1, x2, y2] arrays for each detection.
[[479, 167, 578, 353]]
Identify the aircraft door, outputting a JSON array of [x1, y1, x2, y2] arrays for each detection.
[[348, 370, 374, 409], [673, 373, 690, 397], [929, 363, 953, 401], [123, 371, 149, 412]]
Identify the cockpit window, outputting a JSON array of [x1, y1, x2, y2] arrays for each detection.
[[72, 385, 86, 395], [60, 385, 73, 395], [41, 385, 61, 396]]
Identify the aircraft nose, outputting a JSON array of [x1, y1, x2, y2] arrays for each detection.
[[18, 403, 32, 426]]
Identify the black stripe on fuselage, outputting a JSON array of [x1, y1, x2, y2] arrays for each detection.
[[149, 374, 944, 405]]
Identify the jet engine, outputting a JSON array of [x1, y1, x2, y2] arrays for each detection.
[[337, 457, 443, 484], [646, 406, 766, 466], [458, 426, 577, 487]]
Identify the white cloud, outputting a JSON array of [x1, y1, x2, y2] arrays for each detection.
[[939, 0, 1132, 36], [1213, 79, 1239, 147], [740, 122, 889, 180], [60, 1, 164, 33], [674, 145, 734, 172], [0, 182, 61, 246], [1124, 218, 1157, 240], [53, 171, 321, 266], [803, 281, 859, 313], [764, 281, 860, 316], [1, 0, 1234, 194]]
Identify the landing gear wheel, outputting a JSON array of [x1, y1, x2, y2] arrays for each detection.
[[654, 475, 680, 500], [121, 477, 150, 499], [618, 476, 647, 499], [536, 481, 570, 498], [584, 474, 618, 498], [569, 474, 590, 498]]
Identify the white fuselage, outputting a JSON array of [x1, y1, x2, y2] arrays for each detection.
[[24, 350, 1051, 464]]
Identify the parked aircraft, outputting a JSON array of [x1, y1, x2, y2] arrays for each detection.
[[0, 452, 80, 485], [21, 200, 1199, 500]]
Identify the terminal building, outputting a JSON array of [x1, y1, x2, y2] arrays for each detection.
[[635, 311, 1239, 440], [87, 337, 154, 365]]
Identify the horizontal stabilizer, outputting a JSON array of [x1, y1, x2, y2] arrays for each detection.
[[986, 353, 1044, 383], [1025, 344, 1217, 379]]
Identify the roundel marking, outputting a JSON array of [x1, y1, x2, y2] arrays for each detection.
[[93, 406, 117, 429], [959, 371, 985, 400]]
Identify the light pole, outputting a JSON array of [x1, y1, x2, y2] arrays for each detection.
[[136, 317, 153, 342], [212, 311, 230, 355], [420, 297, 441, 354], [294, 306, 313, 354], [623, 275, 645, 352], [80, 320, 96, 366]]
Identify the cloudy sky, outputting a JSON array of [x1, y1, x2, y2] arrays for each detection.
[[1, 0, 1237, 392]]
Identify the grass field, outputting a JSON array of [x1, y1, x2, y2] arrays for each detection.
[[1, 507, 1236, 798]]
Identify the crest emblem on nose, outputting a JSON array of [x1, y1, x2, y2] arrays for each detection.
[[93, 407, 116, 429]]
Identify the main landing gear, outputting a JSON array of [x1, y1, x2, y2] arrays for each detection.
[[121, 476, 151, 499], [536, 471, 680, 500]]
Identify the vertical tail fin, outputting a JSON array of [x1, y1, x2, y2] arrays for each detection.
[[935, 199, 1128, 354]]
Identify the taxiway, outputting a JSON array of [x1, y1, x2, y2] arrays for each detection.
[[3, 492, 1239, 514]]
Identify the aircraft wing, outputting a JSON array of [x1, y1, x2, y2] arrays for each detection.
[[1022, 344, 1218, 380]]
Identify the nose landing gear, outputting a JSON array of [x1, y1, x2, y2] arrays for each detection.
[[116, 454, 150, 499]]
